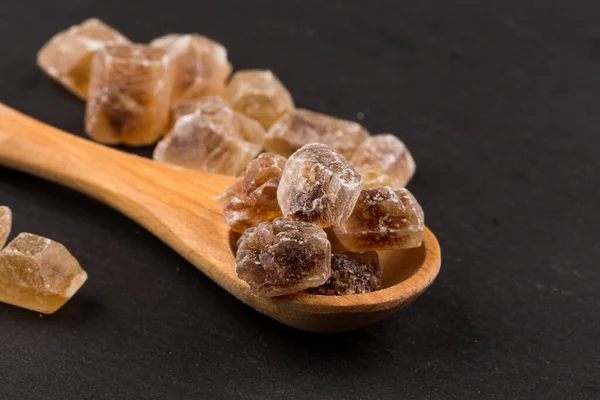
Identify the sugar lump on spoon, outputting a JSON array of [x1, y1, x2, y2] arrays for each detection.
[[236, 218, 331, 297], [333, 187, 424, 252], [306, 251, 382, 296], [358, 165, 399, 189], [277, 143, 363, 228], [219, 152, 286, 232]]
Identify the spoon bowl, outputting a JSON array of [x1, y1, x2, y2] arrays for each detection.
[[0, 103, 441, 332]]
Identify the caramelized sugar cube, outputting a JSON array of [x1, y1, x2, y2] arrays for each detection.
[[150, 34, 232, 102], [218, 153, 286, 232], [153, 97, 264, 175], [265, 109, 370, 159], [37, 18, 130, 99], [236, 218, 331, 297], [85, 44, 175, 146], [306, 251, 382, 295], [224, 70, 294, 128], [0, 206, 12, 249], [0, 233, 87, 314], [334, 187, 424, 252], [350, 134, 416, 188], [277, 144, 363, 227]]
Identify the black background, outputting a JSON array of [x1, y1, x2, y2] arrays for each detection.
[[1, 1, 599, 399]]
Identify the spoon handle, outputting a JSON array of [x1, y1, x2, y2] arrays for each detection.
[[0, 103, 155, 200]]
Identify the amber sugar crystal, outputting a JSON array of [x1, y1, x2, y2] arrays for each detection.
[[277, 144, 363, 228], [358, 165, 398, 189], [85, 44, 175, 146], [150, 34, 232, 102], [0, 206, 12, 249], [350, 134, 416, 188], [265, 109, 370, 159], [224, 70, 294, 128], [153, 97, 264, 175], [236, 218, 331, 297], [218, 153, 286, 232], [333, 187, 424, 252], [306, 251, 382, 296], [37, 18, 130, 100], [0, 233, 87, 314]]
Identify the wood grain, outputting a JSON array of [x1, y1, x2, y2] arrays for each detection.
[[0, 103, 441, 332]]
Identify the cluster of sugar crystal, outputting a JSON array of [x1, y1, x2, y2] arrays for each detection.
[[0, 206, 87, 314], [229, 144, 424, 297], [38, 20, 426, 298]]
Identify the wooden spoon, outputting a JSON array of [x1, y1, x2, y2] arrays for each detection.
[[0, 103, 441, 332]]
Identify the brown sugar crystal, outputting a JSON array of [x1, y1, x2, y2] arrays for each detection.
[[85, 44, 175, 146], [153, 97, 264, 175], [277, 144, 363, 228], [306, 251, 382, 296], [224, 70, 294, 128], [333, 187, 424, 252], [0, 206, 12, 249], [265, 109, 369, 159], [218, 153, 286, 232], [0, 233, 88, 314], [37, 18, 130, 100], [150, 34, 232, 102], [236, 218, 331, 297], [357, 165, 398, 189], [350, 134, 416, 188]]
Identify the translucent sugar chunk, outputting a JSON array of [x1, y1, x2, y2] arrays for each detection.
[[333, 187, 424, 252], [350, 134, 416, 188], [265, 109, 370, 159], [218, 153, 286, 232], [0, 233, 88, 314], [357, 165, 398, 189], [150, 34, 232, 102], [37, 18, 130, 99], [307, 252, 382, 296], [236, 218, 331, 297], [224, 70, 294, 128], [0, 206, 12, 249], [85, 44, 175, 146], [153, 97, 264, 175], [277, 144, 363, 227]]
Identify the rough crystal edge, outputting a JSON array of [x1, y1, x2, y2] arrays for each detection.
[[277, 143, 363, 227], [0, 232, 89, 314], [36, 18, 130, 100], [0, 206, 12, 250]]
